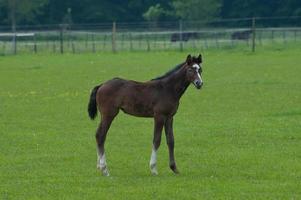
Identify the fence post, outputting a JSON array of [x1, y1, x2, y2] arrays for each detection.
[[154, 34, 157, 49], [3, 41, 6, 54], [271, 30, 274, 43], [59, 25, 64, 54], [12, 33, 17, 55], [46, 32, 49, 48], [67, 32, 70, 49], [11, 0, 17, 55], [139, 35, 142, 49], [215, 32, 219, 48], [204, 37, 208, 49], [129, 33, 133, 51], [179, 20, 183, 52], [33, 34, 37, 54], [121, 33, 124, 50], [103, 34, 107, 50], [192, 38, 196, 50], [258, 31, 262, 45], [72, 42, 75, 54], [283, 31, 287, 44], [52, 41, 56, 53], [85, 33, 88, 49], [231, 35, 234, 47], [294, 30, 297, 42], [112, 21, 117, 53], [92, 34, 96, 53], [147, 38, 150, 52], [251, 17, 256, 52]]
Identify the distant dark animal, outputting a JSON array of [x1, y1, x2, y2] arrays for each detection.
[[88, 54, 204, 176], [171, 32, 199, 42], [231, 30, 252, 40]]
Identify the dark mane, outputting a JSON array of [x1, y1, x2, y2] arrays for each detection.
[[151, 62, 185, 81]]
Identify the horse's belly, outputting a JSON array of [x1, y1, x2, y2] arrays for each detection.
[[121, 109, 154, 117], [117, 85, 156, 117], [120, 103, 154, 117]]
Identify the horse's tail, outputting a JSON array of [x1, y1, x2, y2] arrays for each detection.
[[88, 84, 101, 120]]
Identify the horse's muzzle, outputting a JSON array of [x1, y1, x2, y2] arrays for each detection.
[[194, 80, 203, 89]]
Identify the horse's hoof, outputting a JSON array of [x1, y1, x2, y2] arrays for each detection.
[[102, 169, 110, 176], [170, 164, 179, 174], [150, 164, 158, 175], [151, 171, 158, 176], [151, 170, 158, 176], [97, 166, 110, 176]]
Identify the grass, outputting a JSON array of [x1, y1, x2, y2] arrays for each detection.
[[0, 48, 301, 199]]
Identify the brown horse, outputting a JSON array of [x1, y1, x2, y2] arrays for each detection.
[[88, 54, 204, 176]]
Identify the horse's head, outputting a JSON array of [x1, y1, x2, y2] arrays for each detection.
[[185, 54, 203, 89]]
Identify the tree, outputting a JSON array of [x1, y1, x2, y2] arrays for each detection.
[[143, 3, 176, 22], [221, 0, 301, 18], [0, 0, 48, 26], [172, 0, 221, 21]]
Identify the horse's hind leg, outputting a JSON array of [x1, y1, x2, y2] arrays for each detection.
[[96, 108, 118, 176]]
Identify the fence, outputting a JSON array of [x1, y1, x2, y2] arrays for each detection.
[[0, 16, 300, 55]]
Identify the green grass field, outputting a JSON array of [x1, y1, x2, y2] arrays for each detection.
[[1, 48, 301, 199]]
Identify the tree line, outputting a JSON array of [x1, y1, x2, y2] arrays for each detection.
[[0, 0, 300, 26]]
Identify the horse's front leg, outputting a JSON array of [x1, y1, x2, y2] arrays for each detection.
[[164, 117, 179, 174], [150, 115, 165, 175]]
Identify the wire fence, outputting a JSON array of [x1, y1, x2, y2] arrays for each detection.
[[0, 16, 300, 55]]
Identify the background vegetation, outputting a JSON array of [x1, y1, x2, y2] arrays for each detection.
[[0, 0, 301, 26]]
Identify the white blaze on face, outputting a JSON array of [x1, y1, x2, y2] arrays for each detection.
[[192, 64, 203, 85]]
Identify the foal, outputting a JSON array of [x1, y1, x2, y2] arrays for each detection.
[[88, 54, 204, 176]]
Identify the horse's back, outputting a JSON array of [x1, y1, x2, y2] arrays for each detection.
[[97, 77, 127, 97], [99, 77, 147, 92], [96, 77, 158, 117], [96, 78, 143, 104]]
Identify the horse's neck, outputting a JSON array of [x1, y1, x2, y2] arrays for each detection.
[[163, 66, 190, 99]]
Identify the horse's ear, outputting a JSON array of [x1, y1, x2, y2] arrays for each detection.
[[197, 54, 202, 64], [186, 54, 192, 65]]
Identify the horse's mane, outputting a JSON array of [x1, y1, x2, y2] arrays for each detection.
[[151, 62, 185, 81]]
